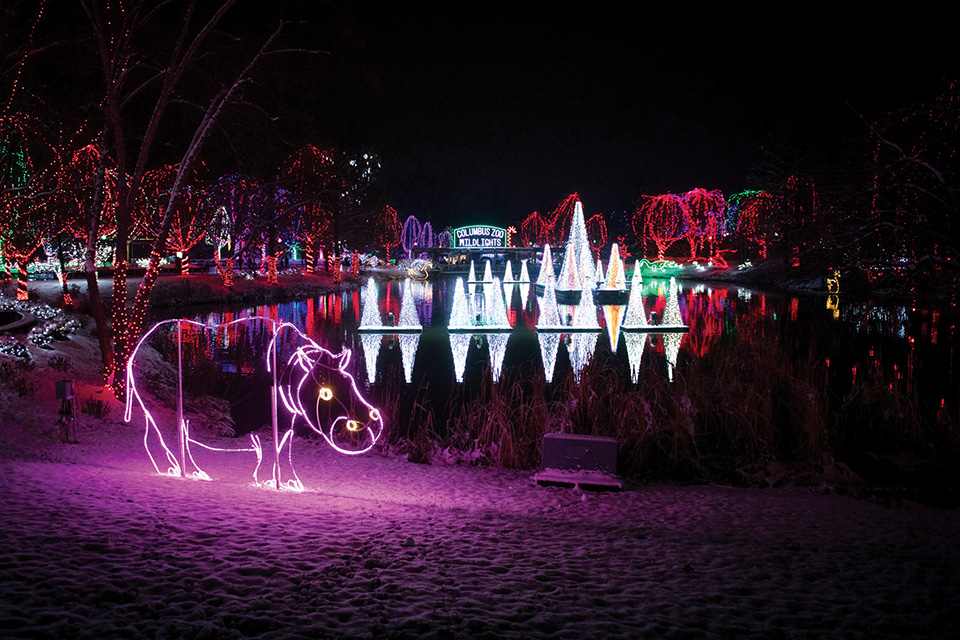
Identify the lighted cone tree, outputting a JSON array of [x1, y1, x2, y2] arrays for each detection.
[[537, 244, 555, 286], [604, 243, 626, 290], [622, 265, 648, 328], [567, 200, 595, 287], [358, 277, 382, 329]]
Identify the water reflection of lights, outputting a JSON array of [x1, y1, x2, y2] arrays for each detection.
[[488, 333, 509, 382], [568, 332, 599, 383], [399, 334, 419, 383], [538, 332, 561, 382], [359, 333, 381, 385], [624, 333, 647, 384], [450, 333, 472, 382], [663, 332, 683, 382], [603, 305, 626, 351]]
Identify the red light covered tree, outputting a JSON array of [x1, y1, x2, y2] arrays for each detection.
[[682, 188, 726, 260], [375, 205, 401, 259], [635, 193, 686, 259], [585, 213, 608, 258], [730, 190, 778, 259], [281, 145, 336, 274], [0, 113, 65, 300]]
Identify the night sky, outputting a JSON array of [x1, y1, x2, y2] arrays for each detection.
[[322, 3, 954, 229], [25, 2, 955, 230]]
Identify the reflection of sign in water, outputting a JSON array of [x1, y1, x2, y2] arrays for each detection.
[[454, 225, 506, 248]]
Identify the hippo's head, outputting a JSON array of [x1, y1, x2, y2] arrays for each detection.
[[280, 344, 384, 455]]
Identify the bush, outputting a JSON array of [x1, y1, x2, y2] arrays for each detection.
[[81, 396, 112, 420]]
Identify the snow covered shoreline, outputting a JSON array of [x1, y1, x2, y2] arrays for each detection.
[[2, 426, 959, 639], [2, 271, 959, 638]]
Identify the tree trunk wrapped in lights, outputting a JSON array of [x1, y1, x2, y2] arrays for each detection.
[[80, 0, 288, 399]]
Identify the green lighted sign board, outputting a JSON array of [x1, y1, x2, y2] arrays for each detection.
[[454, 225, 506, 248]]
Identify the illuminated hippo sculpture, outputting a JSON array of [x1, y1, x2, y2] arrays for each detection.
[[125, 318, 384, 491]]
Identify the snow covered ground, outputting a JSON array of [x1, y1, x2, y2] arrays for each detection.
[[2, 276, 959, 638], [2, 409, 960, 639]]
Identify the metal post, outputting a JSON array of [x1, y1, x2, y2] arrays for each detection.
[[177, 321, 186, 477], [271, 321, 280, 489]]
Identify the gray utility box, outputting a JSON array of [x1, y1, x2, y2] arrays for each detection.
[[535, 433, 621, 489]]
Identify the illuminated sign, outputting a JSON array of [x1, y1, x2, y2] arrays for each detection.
[[454, 225, 506, 248]]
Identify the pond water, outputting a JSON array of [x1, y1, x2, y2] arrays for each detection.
[[153, 275, 959, 438]]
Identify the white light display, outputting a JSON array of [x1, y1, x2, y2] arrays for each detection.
[[624, 333, 647, 384], [503, 259, 515, 283], [450, 332, 472, 382], [488, 332, 508, 382], [574, 283, 599, 328], [482, 259, 494, 283], [557, 242, 582, 293], [468, 260, 478, 284], [536, 282, 562, 329], [519, 282, 531, 307], [537, 244, 556, 287], [397, 278, 422, 330], [484, 277, 511, 329], [449, 277, 474, 329], [538, 332, 561, 383], [661, 277, 684, 328], [358, 278, 382, 329], [568, 201, 595, 286], [622, 268, 648, 329], [568, 331, 599, 384], [518, 259, 531, 283], [359, 333, 382, 385], [663, 331, 682, 382], [595, 257, 605, 286], [399, 333, 419, 383]]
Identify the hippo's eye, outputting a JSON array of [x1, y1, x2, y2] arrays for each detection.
[[346, 419, 360, 432], [369, 408, 381, 421], [319, 387, 333, 401]]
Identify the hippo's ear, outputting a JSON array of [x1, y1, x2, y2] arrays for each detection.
[[336, 349, 352, 371]]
